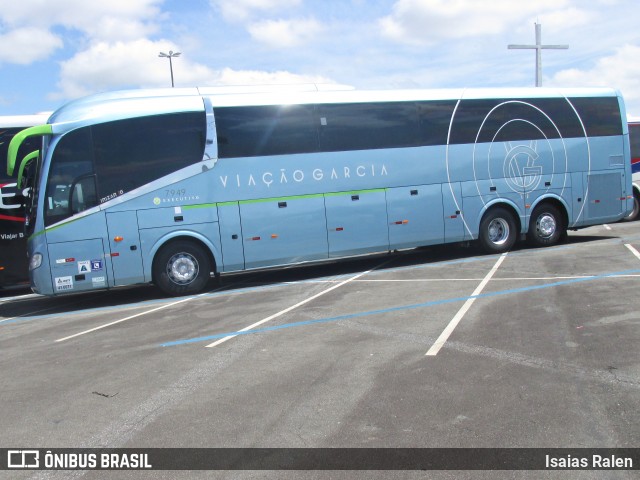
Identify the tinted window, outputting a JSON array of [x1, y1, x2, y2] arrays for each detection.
[[449, 97, 622, 145], [569, 97, 622, 137], [629, 124, 640, 160], [45, 127, 95, 226], [318, 102, 420, 152], [416, 101, 457, 145], [92, 112, 205, 202], [216, 105, 318, 158], [451, 99, 578, 144]]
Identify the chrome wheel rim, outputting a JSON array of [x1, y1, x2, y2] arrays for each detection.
[[536, 214, 556, 238], [167, 252, 199, 285], [488, 218, 510, 245]]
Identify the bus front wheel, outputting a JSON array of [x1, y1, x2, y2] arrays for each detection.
[[478, 207, 517, 254], [153, 240, 212, 296]]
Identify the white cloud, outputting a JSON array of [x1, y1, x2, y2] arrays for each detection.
[[530, 7, 594, 31], [0, 27, 63, 64], [247, 18, 324, 48], [213, 67, 334, 86], [0, 0, 162, 67], [548, 44, 640, 115], [212, 0, 301, 22], [51, 39, 194, 99], [0, 0, 162, 42], [379, 0, 574, 45], [50, 38, 336, 102]]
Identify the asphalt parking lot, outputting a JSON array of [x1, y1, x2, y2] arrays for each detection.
[[1, 221, 639, 479]]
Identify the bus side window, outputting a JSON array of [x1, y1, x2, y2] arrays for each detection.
[[92, 112, 206, 198]]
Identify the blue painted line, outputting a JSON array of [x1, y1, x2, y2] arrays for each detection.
[[0, 255, 503, 326], [160, 267, 640, 347], [0, 282, 286, 326], [3, 236, 633, 327]]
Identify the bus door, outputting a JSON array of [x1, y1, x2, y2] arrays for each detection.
[[584, 171, 626, 221], [386, 184, 444, 249], [217, 202, 245, 272], [443, 182, 465, 243], [325, 190, 389, 257], [105, 211, 144, 285], [239, 196, 328, 269], [47, 238, 107, 294], [45, 210, 111, 294]]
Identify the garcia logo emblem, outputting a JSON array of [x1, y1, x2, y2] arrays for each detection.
[[503, 142, 543, 192], [471, 100, 572, 199]]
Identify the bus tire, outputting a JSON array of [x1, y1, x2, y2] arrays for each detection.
[[623, 192, 639, 222], [527, 204, 565, 247], [153, 240, 211, 296], [478, 207, 517, 254]]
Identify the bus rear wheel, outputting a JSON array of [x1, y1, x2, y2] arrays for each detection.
[[623, 193, 639, 222], [527, 204, 565, 247], [153, 240, 212, 296], [478, 207, 517, 254]]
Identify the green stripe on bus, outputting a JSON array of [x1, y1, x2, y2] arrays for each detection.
[[34, 188, 388, 237], [201, 188, 388, 208]]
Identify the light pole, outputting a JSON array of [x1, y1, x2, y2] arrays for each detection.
[[158, 50, 181, 87]]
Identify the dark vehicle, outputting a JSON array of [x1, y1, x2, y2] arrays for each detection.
[[625, 118, 640, 221], [0, 114, 49, 288]]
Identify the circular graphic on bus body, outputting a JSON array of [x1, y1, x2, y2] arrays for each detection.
[[471, 100, 570, 204]]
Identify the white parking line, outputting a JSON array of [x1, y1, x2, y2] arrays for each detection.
[[55, 293, 209, 342], [205, 267, 376, 348], [0, 292, 40, 303], [625, 243, 640, 260], [425, 253, 507, 356]]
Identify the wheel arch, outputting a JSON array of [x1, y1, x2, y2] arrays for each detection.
[[148, 231, 219, 283], [527, 195, 570, 234], [477, 199, 523, 236]]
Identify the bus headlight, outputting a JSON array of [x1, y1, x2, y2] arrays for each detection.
[[29, 253, 43, 271]]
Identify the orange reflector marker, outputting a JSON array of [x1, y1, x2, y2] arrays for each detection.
[[113, 236, 124, 242], [525, 204, 531, 209], [0, 266, 4, 271], [271, 234, 278, 239]]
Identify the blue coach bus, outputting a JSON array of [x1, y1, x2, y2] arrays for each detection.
[[0, 114, 50, 288], [624, 117, 640, 221], [6, 86, 632, 296]]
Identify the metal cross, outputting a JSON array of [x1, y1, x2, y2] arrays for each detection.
[[508, 23, 569, 87]]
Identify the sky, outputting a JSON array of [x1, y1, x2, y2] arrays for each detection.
[[0, 0, 639, 117]]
